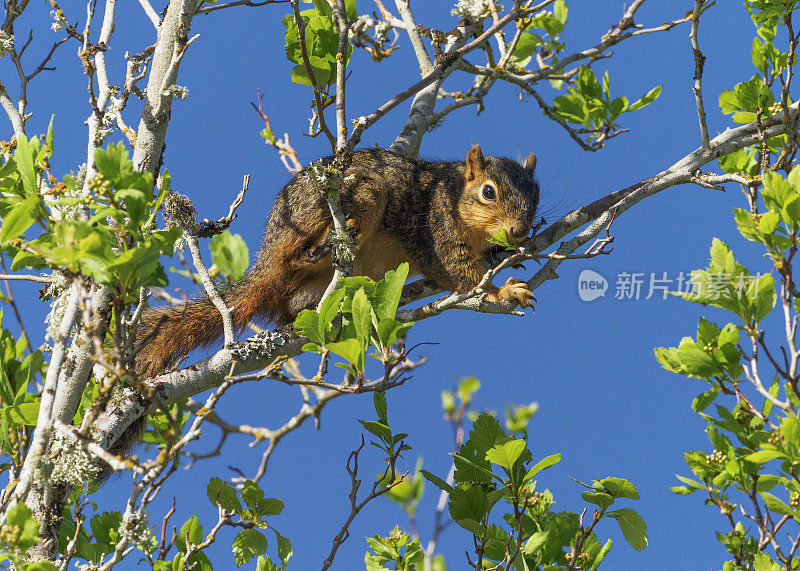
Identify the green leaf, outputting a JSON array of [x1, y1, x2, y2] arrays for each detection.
[[753, 273, 777, 322], [351, 287, 372, 346], [26, 563, 58, 571], [449, 486, 490, 531], [1, 399, 40, 426], [344, 0, 357, 20], [210, 231, 249, 281], [311, 0, 331, 17], [511, 33, 543, 68], [90, 511, 122, 546], [116, 188, 148, 226], [458, 376, 480, 404], [274, 529, 292, 567], [755, 474, 782, 492], [627, 86, 662, 112], [553, 0, 567, 23], [523, 453, 561, 481], [1, 196, 41, 245], [757, 210, 781, 233], [782, 415, 800, 449], [582, 491, 614, 509], [609, 508, 647, 551], [754, 552, 782, 571], [94, 142, 135, 188], [294, 310, 322, 345], [420, 469, 454, 494], [692, 390, 718, 412], [376, 317, 412, 348], [746, 449, 786, 463], [45, 115, 54, 157], [232, 529, 268, 567], [180, 516, 203, 547], [485, 438, 527, 471], [290, 63, 333, 87], [14, 135, 38, 196], [373, 263, 409, 320], [207, 477, 242, 513], [761, 492, 795, 515], [752, 37, 768, 71], [326, 338, 362, 368], [319, 286, 346, 342], [374, 390, 388, 424], [242, 480, 265, 511], [469, 413, 506, 455], [598, 477, 640, 499], [676, 345, 722, 377], [359, 420, 392, 441]]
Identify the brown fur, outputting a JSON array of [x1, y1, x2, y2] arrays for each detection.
[[135, 145, 540, 378]]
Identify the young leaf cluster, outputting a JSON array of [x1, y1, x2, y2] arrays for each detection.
[[282, 0, 356, 88], [203, 477, 291, 570], [552, 66, 661, 145], [1, 137, 180, 298], [418, 413, 645, 569], [513, 1, 568, 73], [294, 263, 414, 380]]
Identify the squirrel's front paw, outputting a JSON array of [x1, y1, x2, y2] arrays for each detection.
[[488, 277, 536, 309]]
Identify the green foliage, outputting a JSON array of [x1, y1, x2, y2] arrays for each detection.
[[294, 263, 414, 379], [282, 2, 353, 88], [747, 0, 800, 24], [361, 391, 412, 461], [488, 229, 517, 250], [142, 400, 190, 449], [417, 413, 646, 568], [381, 459, 425, 517], [210, 230, 249, 281], [0, 138, 179, 299], [365, 526, 424, 570], [505, 402, 539, 434], [552, 66, 661, 144], [206, 477, 290, 569], [719, 148, 759, 177], [657, 119, 800, 567], [666, 238, 776, 327], [514, 0, 568, 71], [0, 504, 44, 563], [719, 75, 776, 124], [0, 311, 44, 470]]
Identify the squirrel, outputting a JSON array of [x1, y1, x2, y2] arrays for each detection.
[[135, 144, 539, 378]]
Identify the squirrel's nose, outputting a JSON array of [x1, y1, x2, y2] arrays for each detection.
[[510, 223, 530, 239]]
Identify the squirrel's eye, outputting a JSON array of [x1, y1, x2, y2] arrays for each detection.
[[481, 185, 496, 202]]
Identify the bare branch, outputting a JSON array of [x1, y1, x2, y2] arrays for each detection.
[[197, 0, 290, 15], [137, 0, 162, 29], [334, 0, 351, 151], [132, 0, 197, 175], [184, 232, 235, 346], [393, 0, 432, 74], [0, 273, 51, 283], [690, 0, 712, 148], [7, 281, 80, 513]]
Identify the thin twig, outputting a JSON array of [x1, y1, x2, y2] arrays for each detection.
[[690, 0, 711, 148]]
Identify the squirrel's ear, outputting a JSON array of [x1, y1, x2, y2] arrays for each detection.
[[523, 152, 537, 177], [465, 144, 486, 181]]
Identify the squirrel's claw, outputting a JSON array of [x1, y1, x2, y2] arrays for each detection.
[[489, 277, 536, 310]]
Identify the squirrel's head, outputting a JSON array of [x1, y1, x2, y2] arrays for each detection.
[[458, 144, 540, 249]]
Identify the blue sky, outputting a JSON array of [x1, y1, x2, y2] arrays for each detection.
[[0, 1, 775, 569]]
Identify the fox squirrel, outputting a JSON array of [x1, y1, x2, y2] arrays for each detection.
[[136, 144, 539, 378]]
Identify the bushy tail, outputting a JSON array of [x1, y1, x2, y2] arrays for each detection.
[[135, 268, 283, 378]]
